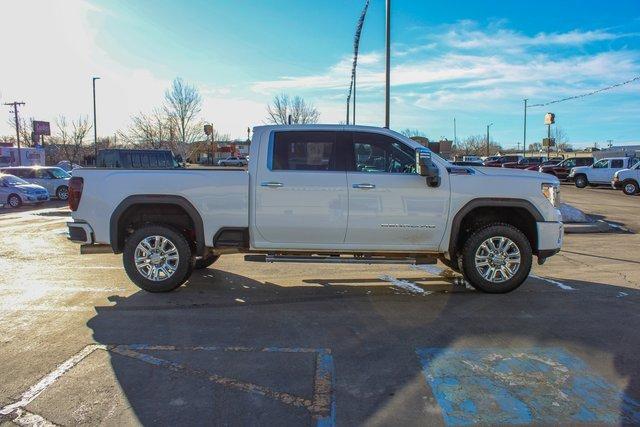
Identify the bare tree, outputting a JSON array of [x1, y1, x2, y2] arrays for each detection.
[[121, 108, 177, 149], [552, 126, 571, 151], [56, 116, 91, 165], [400, 128, 428, 138], [164, 77, 204, 159], [453, 135, 501, 157], [266, 94, 320, 125], [7, 115, 33, 147], [528, 142, 542, 152]]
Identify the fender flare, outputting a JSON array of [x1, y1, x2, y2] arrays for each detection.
[[110, 195, 205, 255], [448, 198, 544, 257]]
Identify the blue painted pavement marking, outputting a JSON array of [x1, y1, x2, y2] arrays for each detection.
[[416, 347, 640, 425]]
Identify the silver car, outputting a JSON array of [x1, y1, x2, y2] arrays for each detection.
[[217, 156, 248, 167], [1, 166, 71, 200], [0, 173, 50, 208]]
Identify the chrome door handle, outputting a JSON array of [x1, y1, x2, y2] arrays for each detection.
[[261, 181, 283, 188], [352, 183, 375, 189]]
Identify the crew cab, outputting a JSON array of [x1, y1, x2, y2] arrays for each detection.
[[483, 155, 523, 167], [66, 125, 563, 294], [612, 161, 640, 195], [568, 157, 638, 188], [539, 157, 593, 180]]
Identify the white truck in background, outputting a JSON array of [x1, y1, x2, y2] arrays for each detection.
[[66, 125, 563, 294], [612, 161, 640, 195], [568, 157, 638, 188]]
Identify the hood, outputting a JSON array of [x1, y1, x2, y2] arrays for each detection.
[[12, 183, 47, 192], [474, 166, 556, 182]]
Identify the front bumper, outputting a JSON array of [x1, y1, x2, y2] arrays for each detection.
[[67, 221, 94, 244], [22, 193, 49, 204], [536, 221, 563, 255]]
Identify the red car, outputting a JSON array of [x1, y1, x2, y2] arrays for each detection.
[[502, 157, 546, 169], [538, 157, 594, 180], [483, 155, 522, 167]]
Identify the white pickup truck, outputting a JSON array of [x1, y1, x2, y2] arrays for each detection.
[[612, 161, 640, 195], [568, 157, 638, 188], [67, 125, 563, 294]]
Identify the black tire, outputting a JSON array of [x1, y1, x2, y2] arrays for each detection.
[[7, 194, 22, 208], [622, 180, 639, 196], [460, 223, 532, 294], [123, 224, 193, 292], [574, 174, 588, 188], [194, 253, 220, 269], [56, 185, 69, 200]]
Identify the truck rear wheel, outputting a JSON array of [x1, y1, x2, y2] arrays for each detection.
[[123, 224, 193, 292], [460, 223, 532, 293]]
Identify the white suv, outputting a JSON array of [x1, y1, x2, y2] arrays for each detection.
[[1, 166, 71, 200], [612, 160, 640, 195]]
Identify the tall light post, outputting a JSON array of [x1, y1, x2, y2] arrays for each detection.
[[486, 123, 493, 156], [384, 0, 391, 128], [92, 77, 100, 162], [523, 98, 527, 157]]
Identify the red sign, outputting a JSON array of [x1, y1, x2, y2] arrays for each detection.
[[33, 121, 51, 135]]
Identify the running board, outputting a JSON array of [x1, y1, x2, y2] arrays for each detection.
[[244, 254, 436, 265]]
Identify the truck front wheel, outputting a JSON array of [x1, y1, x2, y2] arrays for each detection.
[[123, 224, 193, 292], [460, 223, 532, 293], [622, 180, 639, 196], [574, 174, 588, 188]]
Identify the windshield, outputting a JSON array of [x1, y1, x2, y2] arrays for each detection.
[[49, 168, 71, 179], [1, 175, 28, 186]]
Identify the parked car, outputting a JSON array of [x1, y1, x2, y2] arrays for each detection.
[[67, 124, 562, 294], [502, 157, 546, 169], [524, 159, 563, 171], [568, 157, 637, 188], [0, 173, 49, 208], [56, 161, 82, 172], [0, 166, 71, 200], [451, 161, 483, 167], [462, 156, 482, 163], [539, 157, 594, 180], [97, 149, 180, 169], [483, 155, 523, 167], [612, 160, 640, 195], [218, 156, 248, 167]]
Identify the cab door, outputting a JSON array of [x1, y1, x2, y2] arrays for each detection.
[[254, 130, 348, 247], [345, 131, 449, 251], [590, 159, 611, 183]]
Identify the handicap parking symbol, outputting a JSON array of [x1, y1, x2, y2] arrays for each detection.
[[416, 347, 640, 425]]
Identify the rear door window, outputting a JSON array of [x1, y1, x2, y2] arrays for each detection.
[[272, 131, 340, 171]]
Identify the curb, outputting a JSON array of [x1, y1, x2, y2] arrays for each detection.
[[564, 220, 612, 234]]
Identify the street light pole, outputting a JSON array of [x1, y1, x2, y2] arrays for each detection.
[[523, 98, 527, 158], [486, 123, 493, 157], [92, 77, 100, 163], [384, 0, 391, 128]]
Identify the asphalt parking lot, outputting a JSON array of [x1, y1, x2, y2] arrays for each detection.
[[1, 185, 639, 426]]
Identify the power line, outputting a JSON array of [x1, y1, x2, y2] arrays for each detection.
[[528, 75, 640, 108]]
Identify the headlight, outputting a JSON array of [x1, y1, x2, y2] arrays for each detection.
[[542, 183, 560, 207]]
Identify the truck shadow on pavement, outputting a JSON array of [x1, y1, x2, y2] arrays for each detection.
[[87, 269, 640, 425]]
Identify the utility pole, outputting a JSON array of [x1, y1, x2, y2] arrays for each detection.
[[4, 101, 26, 166], [523, 99, 527, 158], [384, 0, 391, 128], [353, 71, 356, 124], [92, 77, 100, 163], [486, 123, 493, 157]]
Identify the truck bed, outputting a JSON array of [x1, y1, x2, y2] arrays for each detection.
[[72, 168, 249, 247]]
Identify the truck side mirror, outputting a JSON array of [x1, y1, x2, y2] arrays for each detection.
[[416, 149, 440, 187]]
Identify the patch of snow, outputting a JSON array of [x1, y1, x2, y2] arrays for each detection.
[[530, 274, 576, 291], [379, 275, 431, 295], [559, 203, 592, 223]]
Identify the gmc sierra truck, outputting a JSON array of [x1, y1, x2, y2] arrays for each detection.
[[67, 125, 563, 294]]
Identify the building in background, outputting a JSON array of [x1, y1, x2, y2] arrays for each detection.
[[410, 136, 453, 160], [0, 146, 45, 167], [593, 145, 640, 160]]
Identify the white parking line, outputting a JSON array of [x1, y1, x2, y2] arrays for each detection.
[[0, 345, 105, 416]]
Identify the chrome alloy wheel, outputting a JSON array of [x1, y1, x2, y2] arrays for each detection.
[[474, 236, 521, 283], [624, 183, 637, 194], [134, 235, 180, 281]]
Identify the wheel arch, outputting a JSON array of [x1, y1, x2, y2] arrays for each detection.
[[448, 198, 543, 260], [110, 195, 205, 256]]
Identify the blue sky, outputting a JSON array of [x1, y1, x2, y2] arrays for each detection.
[[1, 0, 639, 147]]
